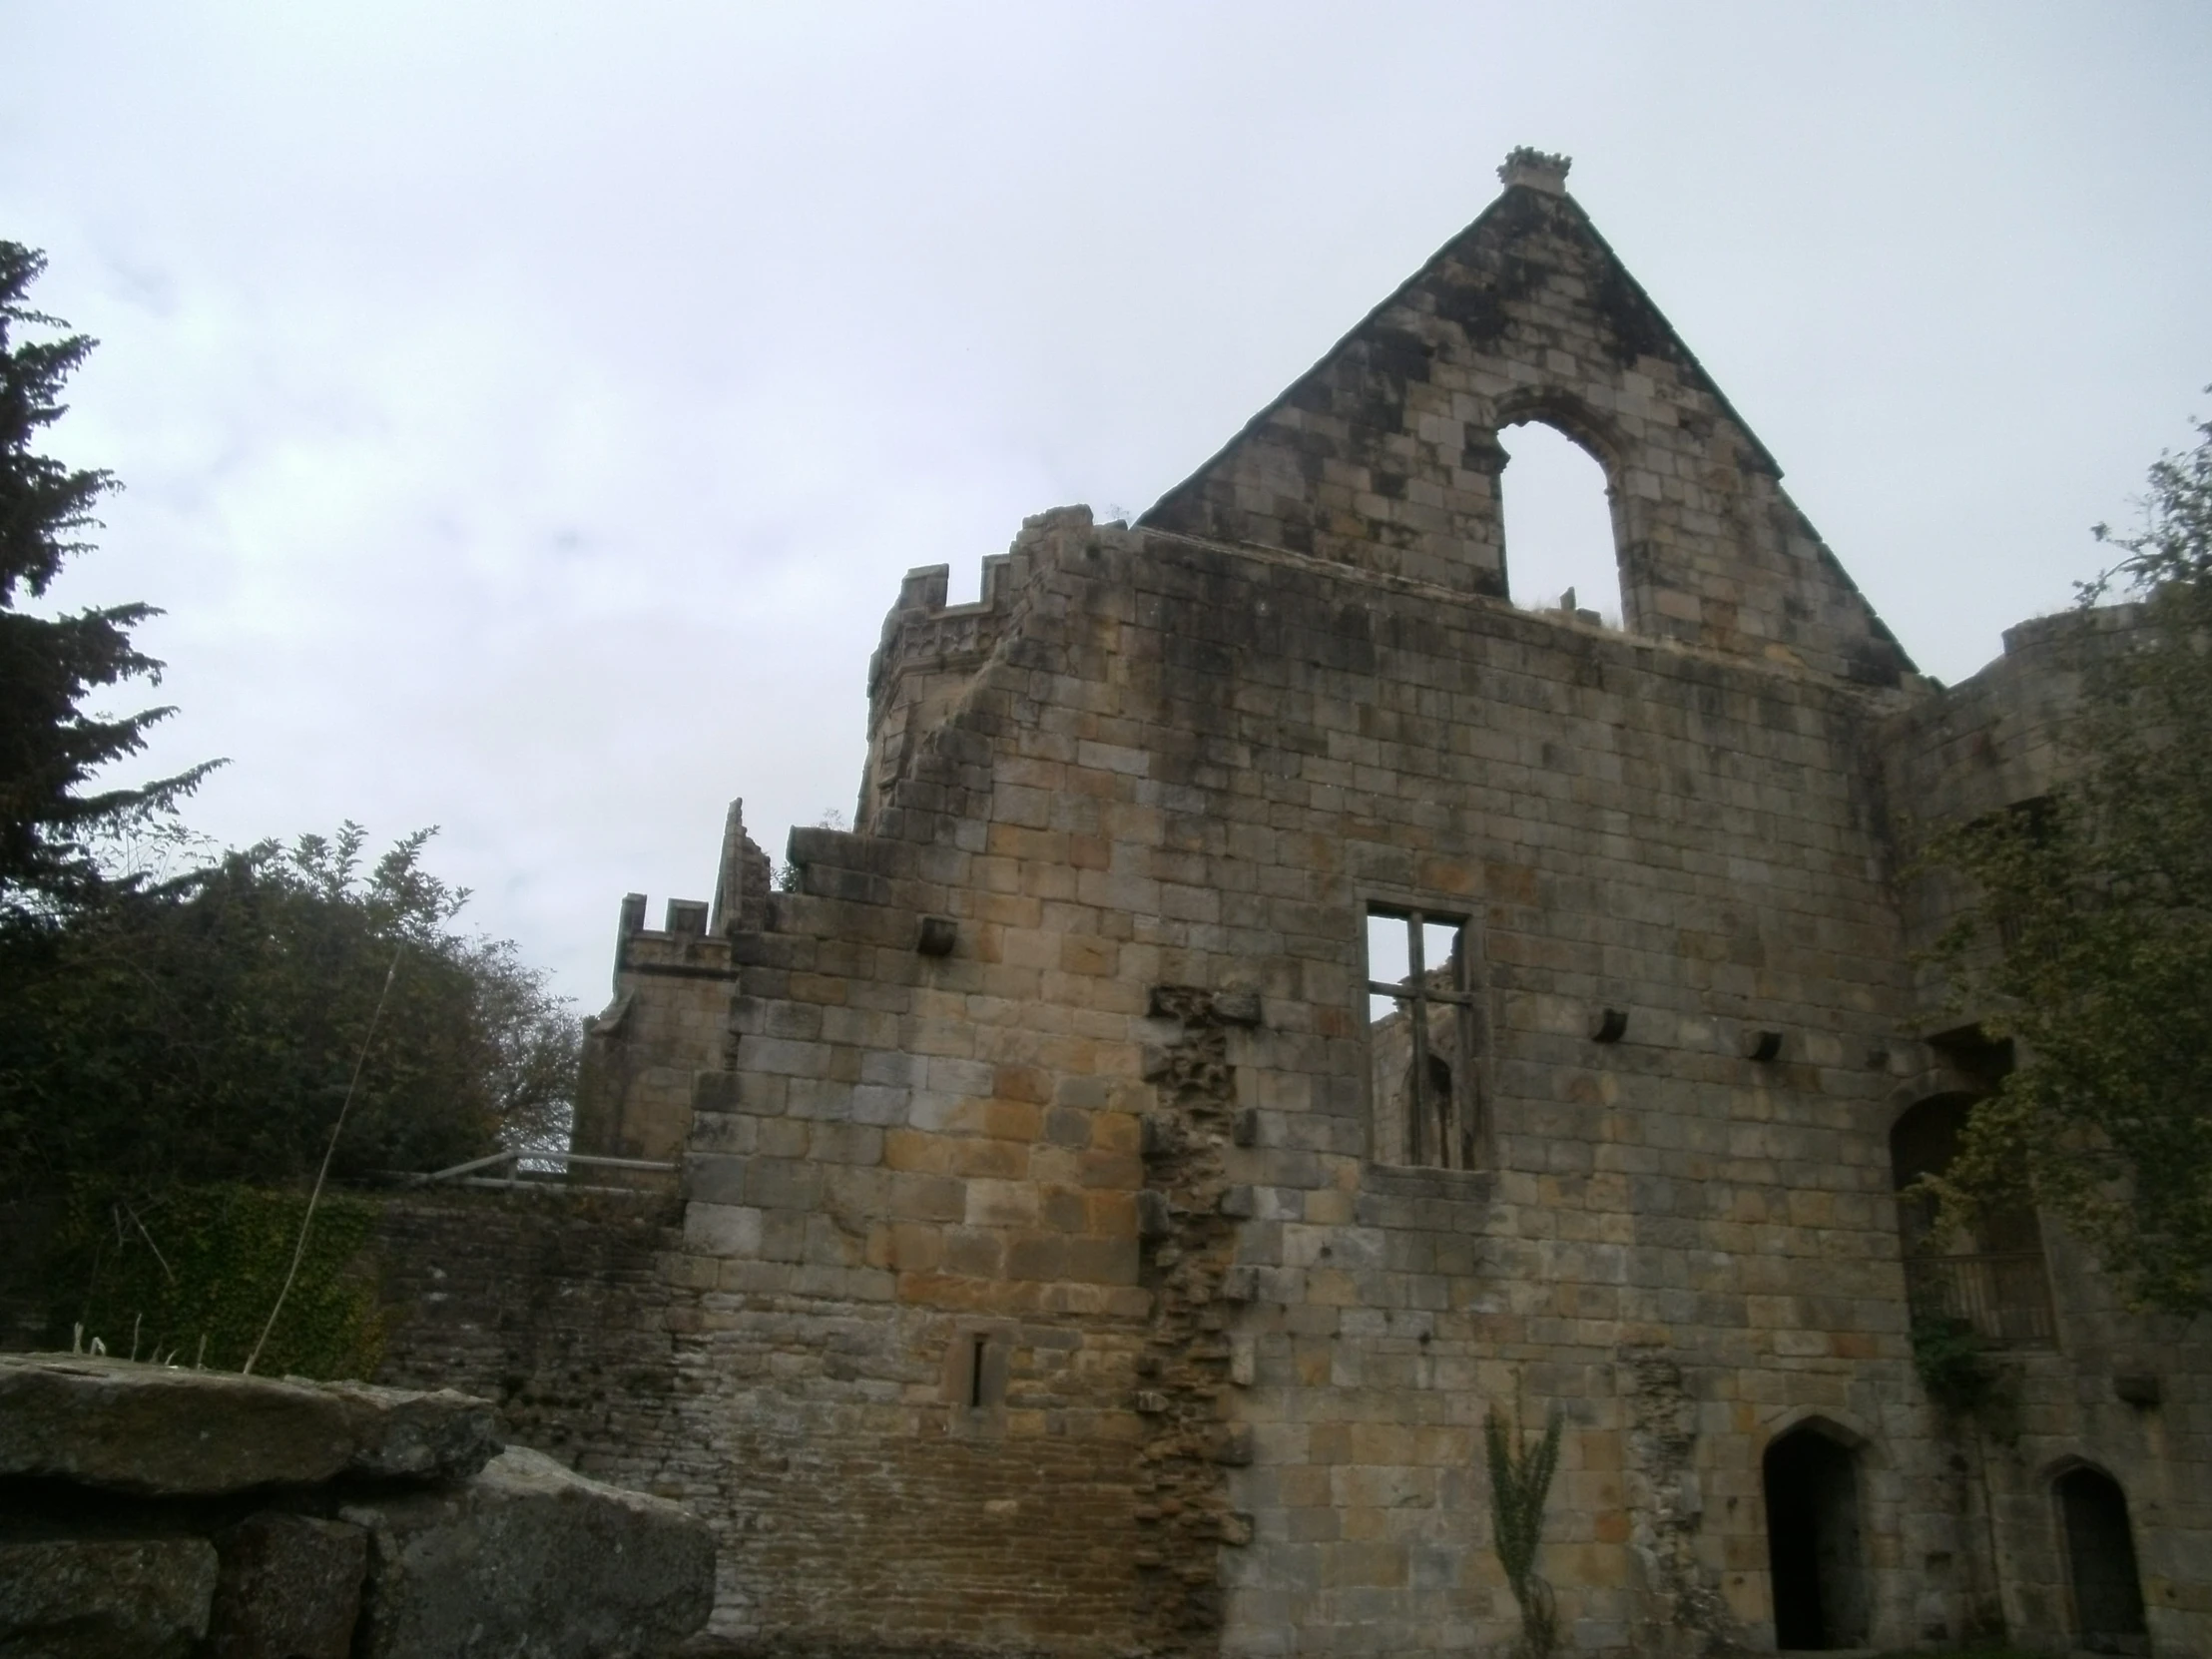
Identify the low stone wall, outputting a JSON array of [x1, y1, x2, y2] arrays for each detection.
[[0, 1353, 714, 1658]]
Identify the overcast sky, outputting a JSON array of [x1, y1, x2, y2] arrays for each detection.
[[4, 2, 2209, 1014]]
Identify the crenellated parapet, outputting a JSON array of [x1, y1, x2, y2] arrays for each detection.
[[856, 506, 1091, 828], [571, 803, 768, 1165]]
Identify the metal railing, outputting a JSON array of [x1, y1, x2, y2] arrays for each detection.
[[403, 1147, 678, 1197], [1905, 1250, 2056, 1347]]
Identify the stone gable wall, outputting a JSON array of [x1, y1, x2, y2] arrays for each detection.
[[1141, 183, 1911, 690]]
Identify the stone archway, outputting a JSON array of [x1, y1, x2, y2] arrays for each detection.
[[1764, 1424, 1869, 1649], [2055, 1465, 2149, 1655]]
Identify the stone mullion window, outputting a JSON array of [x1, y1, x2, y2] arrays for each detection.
[[1366, 905, 1480, 1170]]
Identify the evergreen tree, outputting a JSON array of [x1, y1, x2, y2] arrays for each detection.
[[0, 242, 211, 916]]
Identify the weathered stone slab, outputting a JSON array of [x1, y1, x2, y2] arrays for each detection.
[[208, 1512, 367, 1659], [0, 1354, 502, 1495], [0, 1537, 218, 1658], [343, 1446, 714, 1659]]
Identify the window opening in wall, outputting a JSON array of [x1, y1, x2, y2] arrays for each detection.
[[2055, 1466, 2149, 1655], [947, 1330, 1006, 1415], [1499, 420, 1621, 625], [1890, 1093, 2054, 1347], [1763, 1426, 1869, 1650], [1365, 906, 1479, 1169]]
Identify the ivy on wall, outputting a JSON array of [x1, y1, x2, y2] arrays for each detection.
[[1910, 1316, 2021, 1444], [49, 1182, 385, 1380]]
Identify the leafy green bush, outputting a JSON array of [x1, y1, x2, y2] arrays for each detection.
[[1910, 1316, 2021, 1442], [0, 824, 575, 1202]]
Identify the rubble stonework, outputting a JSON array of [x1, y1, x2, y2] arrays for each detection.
[[0, 1355, 714, 1659], [567, 156, 2211, 1657]]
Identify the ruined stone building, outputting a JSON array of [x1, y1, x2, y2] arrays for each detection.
[[563, 152, 2209, 1657]]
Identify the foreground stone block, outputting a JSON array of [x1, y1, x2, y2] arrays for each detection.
[[0, 1355, 501, 1495], [0, 1537, 219, 1659], [343, 1446, 714, 1659], [208, 1513, 367, 1659]]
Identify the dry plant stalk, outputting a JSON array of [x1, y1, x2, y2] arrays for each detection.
[[243, 946, 401, 1375]]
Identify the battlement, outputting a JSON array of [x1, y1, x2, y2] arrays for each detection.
[[608, 893, 737, 985], [864, 507, 1080, 699], [857, 507, 1094, 826]]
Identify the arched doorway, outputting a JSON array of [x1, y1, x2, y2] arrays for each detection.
[[2056, 1466, 2149, 1655], [1764, 1425, 1869, 1649]]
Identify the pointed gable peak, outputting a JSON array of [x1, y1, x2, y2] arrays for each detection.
[[1143, 155, 1914, 687], [1497, 147, 1572, 196]]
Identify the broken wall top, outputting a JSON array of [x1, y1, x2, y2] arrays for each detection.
[[1142, 150, 1914, 687]]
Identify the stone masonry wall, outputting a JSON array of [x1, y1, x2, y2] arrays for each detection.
[[969, 512, 1947, 1657], [574, 900, 743, 1166], [370, 1190, 689, 1495], [612, 499, 2212, 1658], [559, 158, 2208, 1659], [584, 500, 1945, 1657]]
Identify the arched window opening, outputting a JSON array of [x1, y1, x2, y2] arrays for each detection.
[[1890, 1095, 2053, 1347], [1764, 1426, 1869, 1650], [2055, 1466, 2149, 1655], [1499, 420, 1622, 625]]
